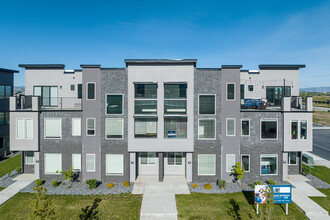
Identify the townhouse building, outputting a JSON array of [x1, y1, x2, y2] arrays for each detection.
[[0, 67, 17, 158], [9, 60, 313, 183]]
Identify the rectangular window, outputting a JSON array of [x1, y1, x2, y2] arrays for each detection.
[[226, 118, 235, 136], [260, 154, 277, 175], [261, 119, 277, 139], [34, 86, 58, 106], [135, 118, 157, 138], [164, 118, 187, 138], [199, 95, 215, 115], [0, 137, 3, 149], [106, 154, 124, 175], [135, 84, 157, 99], [135, 100, 157, 114], [291, 120, 298, 139], [106, 94, 123, 114], [87, 83, 95, 100], [17, 119, 24, 139], [266, 86, 291, 106], [105, 118, 123, 139], [289, 152, 297, 165], [70, 84, 75, 91], [284, 86, 291, 97], [86, 118, 95, 136], [226, 83, 235, 100], [5, 86, 12, 99], [241, 155, 250, 172], [77, 84, 82, 99], [301, 120, 307, 139], [5, 112, 9, 125], [241, 119, 250, 136], [164, 84, 187, 99], [72, 118, 81, 136], [45, 118, 62, 139], [248, 85, 254, 91], [72, 154, 81, 171], [240, 84, 244, 99], [26, 151, 34, 165], [86, 154, 95, 172], [164, 100, 187, 115], [198, 119, 216, 139], [167, 153, 183, 165], [164, 84, 187, 115], [140, 152, 156, 165], [0, 86, 4, 99], [25, 119, 33, 139], [0, 112, 4, 125], [44, 153, 61, 174], [198, 154, 216, 175], [226, 154, 235, 172]]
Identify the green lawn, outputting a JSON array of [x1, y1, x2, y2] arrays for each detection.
[[303, 164, 330, 184], [310, 189, 330, 213], [0, 187, 5, 191], [176, 192, 307, 220], [0, 154, 21, 178], [0, 193, 142, 219]]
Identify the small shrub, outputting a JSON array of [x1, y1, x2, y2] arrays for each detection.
[[217, 179, 226, 189], [250, 180, 262, 188], [52, 180, 59, 187], [267, 179, 276, 185], [35, 179, 43, 187], [107, 183, 114, 189], [204, 183, 212, 190], [123, 181, 130, 187], [15, 167, 21, 173], [256, 180, 262, 185], [302, 165, 310, 175], [86, 179, 98, 189], [192, 184, 198, 188]]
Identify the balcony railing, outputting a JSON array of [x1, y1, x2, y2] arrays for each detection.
[[18, 96, 82, 111]]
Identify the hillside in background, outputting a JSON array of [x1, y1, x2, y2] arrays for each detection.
[[14, 86, 25, 93], [300, 87, 330, 93]]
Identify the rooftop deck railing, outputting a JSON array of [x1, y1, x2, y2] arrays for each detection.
[[17, 96, 82, 111]]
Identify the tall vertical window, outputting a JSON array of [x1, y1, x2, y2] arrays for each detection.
[[301, 120, 307, 139], [77, 84, 82, 99], [240, 84, 244, 99], [241, 155, 250, 172], [291, 120, 298, 139], [0, 85, 12, 99], [135, 118, 157, 138], [198, 154, 216, 175], [106, 154, 124, 175], [198, 119, 216, 139], [226, 83, 235, 100], [241, 119, 250, 136], [260, 154, 277, 175], [87, 83, 95, 100], [44, 118, 61, 139], [106, 94, 123, 114], [86, 154, 95, 172], [34, 86, 58, 106], [26, 151, 34, 165], [226, 154, 235, 172], [0, 113, 4, 125], [86, 118, 95, 136], [261, 119, 277, 139], [164, 84, 187, 115], [106, 118, 123, 139], [5, 86, 12, 99], [17, 119, 24, 139], [72, 154, 81, 171], [167, 153, 183, 165], [25, 119, 33, 139], [164, 118, 187, 138], [0, 86, 4, 99], [199, 95, 215, 115], [289, 152, 297, 165], [226, 118, 235, 136], [72, 118, 81, 136]]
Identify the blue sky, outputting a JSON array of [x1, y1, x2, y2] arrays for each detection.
[[0, 0, 329, 88]]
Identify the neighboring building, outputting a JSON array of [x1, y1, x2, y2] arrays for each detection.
[[0, 67, 18, 158], [9, 60, 313, 183]]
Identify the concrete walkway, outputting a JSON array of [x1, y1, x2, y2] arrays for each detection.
[[133, 175, 189, 220], [0, 174, 35, 206], [303, 151, 330, 168], [288, 175, 329, 219]]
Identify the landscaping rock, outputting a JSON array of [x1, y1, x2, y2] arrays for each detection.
[[306, 174, 330, 189]]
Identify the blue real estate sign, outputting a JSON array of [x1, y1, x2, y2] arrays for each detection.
[[168, 131, 176, 138], [255, 185, 292, 204]]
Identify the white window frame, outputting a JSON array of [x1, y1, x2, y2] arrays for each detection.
[[86, 154, 96, 172], [140, 152, 156, 166], [241, 118, 250, 136], [226, 82, 236, 101], [86, 118, 96, 136], [241, 154, 250, 172], [226, 154, 235, 172], [248, 84, 254, 92], [72, 118, 81, 136], [198, 94, 216, 115], [106, 154, 124, 176], [260, 118, 278, 140], [105, 93, 124, 115], [86, 82, 96, 100], [44, 153, 62, 175], [260, 154, 278, 176], [226, 118, 236, 136], [25, 118, 33, 139], [290, 119, 299, 140], [44, 118, 62, 139], [25, 151, 34, 165], [16, 118, 24, 139], [105, 118, 124, 140], [167, 152, 183, 166], [300, 119, 308, 141], [197, 154, 216, 176], [288, 152, 297, 165], [198, 118, 216, 140], [16, 118, 33, 139], [70, 84, 75, 92], [72, 154, 81, 171]]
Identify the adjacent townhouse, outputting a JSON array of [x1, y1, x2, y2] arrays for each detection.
[[0, 67, 18, 158], [9, 60, 313, 184]]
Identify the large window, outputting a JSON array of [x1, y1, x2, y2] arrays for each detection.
[[135, 118, 157, 138], [199, 95, 215, 115], [198, 119, 216, 139], [241, 155, 250, 172], [26, 151, 34, 165], [291, 120, 298, 139], [106, 154, 124, 175], [167, 153, 183, 165], [105, 118, 123, 139], [140, 152, 156, 165], [45, 118, 61, 139], [77, 84, 82, 99], [301, 120, 307, 139], [87, 83, 95, 100], [198, 154, 216, 175], [86, 118, 95, 136], [72, 118, 81, 136], [241, 119, 250, 136], [289, 152, 297, 165], [34, 86, 58, 106], [106, 94, 123, 114], [135, 100, 157, 115], [266, 86, 291, 106], [164, 84, 187, 115], [164, 118, 187, 138], [0, 85, 12, 99], [261, 119, 277, 139], [226, 83, 235, 100], [260, 154, 277, 175], [16, 118, 34, 140], [44, 153, 62, 174], [86, 154, 95, 172], [72, 154, 81, 171], [226, 154, 235, 172], [226, 118, 235, 136], [134, 84, 157, 115], [135, 84, 157, 99]]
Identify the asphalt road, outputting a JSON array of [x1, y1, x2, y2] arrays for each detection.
[[313, 129, 330, 161]]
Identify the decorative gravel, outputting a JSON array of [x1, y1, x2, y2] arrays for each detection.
[[20, 180, 134, 195], [306, 174, 330, 189], [0, 170, 20, 188]]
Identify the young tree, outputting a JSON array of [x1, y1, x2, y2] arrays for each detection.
[[29, 185, 55, 220], [79, 198, 102, 220], [56, 166, 74, 186], [232, 162, 245, 187], [259, 186, 275, 220]]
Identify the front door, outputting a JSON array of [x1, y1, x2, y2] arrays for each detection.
[[164, 152, 185, 175], [138, 152, 159, 175]]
